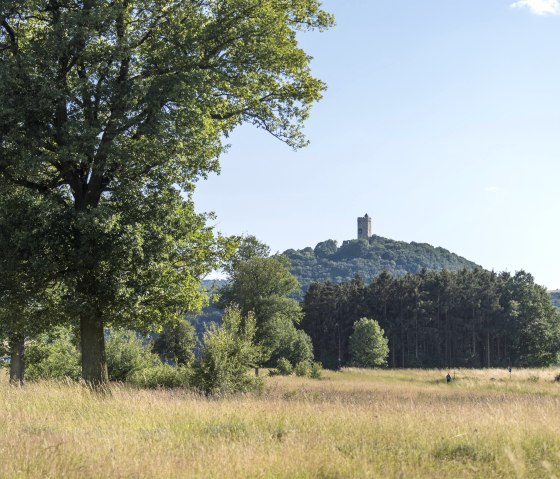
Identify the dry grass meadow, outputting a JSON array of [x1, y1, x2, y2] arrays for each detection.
[[1, 367, 560, 478]]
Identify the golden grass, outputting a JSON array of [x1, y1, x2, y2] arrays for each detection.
[[1, 367, 560, 478]]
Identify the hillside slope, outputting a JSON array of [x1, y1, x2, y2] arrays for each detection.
[[551, 290, 560, 309], [284, 236, 480, 292]]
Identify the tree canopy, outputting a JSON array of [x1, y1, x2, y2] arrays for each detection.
[[349, 318, 389, 368]]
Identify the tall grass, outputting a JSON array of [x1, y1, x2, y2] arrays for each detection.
[[1, 368, 560, 478]]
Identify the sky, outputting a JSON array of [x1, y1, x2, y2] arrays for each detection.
[[193, 0, 560, 291]]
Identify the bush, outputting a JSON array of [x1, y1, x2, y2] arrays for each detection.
[[128, 364, 192, 389], [276, 357, 293, 376], [269, 327, 314, 368], [286, 329, 314, 366], [294, 360, 310, 377], [192, 306, 262, 395], [26, 327, 81, 381], [152, 321, 196, 366], [105, 329, 160, 381], [309, 361, 323, 379], [349, 318, 389, 368]]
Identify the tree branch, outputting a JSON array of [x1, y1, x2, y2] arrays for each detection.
[[0, 167, 68, 205], [1, 17, 18, 53]]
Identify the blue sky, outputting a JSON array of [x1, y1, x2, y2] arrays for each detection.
[[193, 0, 560, 290]]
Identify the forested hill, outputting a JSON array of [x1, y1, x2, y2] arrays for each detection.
[[551, 291, 560, 309], [283, 236, 480, 292]]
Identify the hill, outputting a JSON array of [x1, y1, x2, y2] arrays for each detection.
[[551, 290, 560, 309], [284, 236, 480, 292]]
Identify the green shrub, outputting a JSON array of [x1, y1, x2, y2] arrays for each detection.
[[26, 327, 81, 381], [106, 329, 160, 381], [152, 321, 196, 366], [294, 360, 310, 377], [271, 328, 314, 367], [192, 306, 262, 395], [309, 361, 323, 379], [276, 357, 293, 376], [128, 364, 192, 389]]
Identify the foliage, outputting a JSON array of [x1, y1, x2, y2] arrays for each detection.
[[192, 306, 261, 395], [0, 0, 332, 384], [219, 254, 303, 364], [152, 321, 196, 366], [302, 269, 560, 369], [285, 237, 480, 294], [127, 364, 192, 389], [270, 328, 314, 367], [501, 273, 560, 367], [105, 330, 160, 382], [275, 358, 293, 376], [309, 361, 323, 379], [222, 235, 271, 276], [294, 361, 310, 377], [349, 318, 389, 368], [25, 327, 81, 381], [551, 291, 560, 310], [0, 182, 68, 383], [24, 326, 182, 384]]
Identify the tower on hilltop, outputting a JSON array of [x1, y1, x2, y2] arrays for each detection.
[[357, 214, 372, 240]]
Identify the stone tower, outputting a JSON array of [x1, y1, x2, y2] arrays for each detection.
[[357, 214, 372, 239]]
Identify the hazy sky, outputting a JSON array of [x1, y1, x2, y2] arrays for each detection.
[[193, 0, 560, 290]]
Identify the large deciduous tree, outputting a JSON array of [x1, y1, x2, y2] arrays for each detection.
[[219, 250, 307, 366], [0, 0, 333, 384]]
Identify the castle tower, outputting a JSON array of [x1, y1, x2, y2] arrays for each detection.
[[357, 214, 372, 239]]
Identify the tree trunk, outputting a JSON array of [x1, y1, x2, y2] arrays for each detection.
[[391, 335, 396, 368], [80, 313, 109, 386], [444, 310, 449, 365], [472, 306, 476, 356], [9, 334, 25, 386], [486, 330, 490, 368], [414, 311, 419, 361], [401, 328, 405, 368]]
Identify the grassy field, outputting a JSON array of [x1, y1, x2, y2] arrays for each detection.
[[1, 368, 560, 478]]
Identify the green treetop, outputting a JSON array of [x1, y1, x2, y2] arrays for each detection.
[[349, 318, 389, 368], [220, 252, 309, 366]]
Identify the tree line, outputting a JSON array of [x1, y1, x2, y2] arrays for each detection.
[[301, 269, 560, 369]]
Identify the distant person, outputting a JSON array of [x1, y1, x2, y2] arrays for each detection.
[[508, 366, 512, 377], [446, 372, 452, 383]]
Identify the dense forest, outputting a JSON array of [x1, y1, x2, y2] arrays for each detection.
[[284, 237, 479, 292], [301, 269, 560, 369]]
